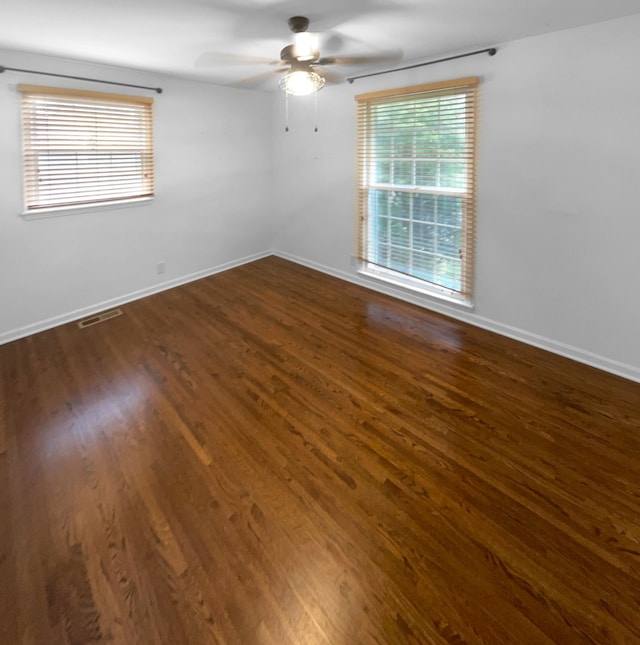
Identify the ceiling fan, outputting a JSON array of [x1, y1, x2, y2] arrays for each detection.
[[278, 16, 403, 95], [278, 16, 332, 95], [198, 15, 402, 95]]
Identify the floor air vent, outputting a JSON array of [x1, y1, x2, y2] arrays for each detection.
[[77, 308, 123, 329]]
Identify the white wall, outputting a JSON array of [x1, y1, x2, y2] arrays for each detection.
[[272, 14, 640, 382], [0, 50, 274, 342], [3, 15, 640, 383]]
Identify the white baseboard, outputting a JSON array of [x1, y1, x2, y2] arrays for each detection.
[[3, 248, 639, 384], [274, 251, 640, 384], [0, 250, 271, 346]]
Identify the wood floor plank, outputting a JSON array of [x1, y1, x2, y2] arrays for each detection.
[[1, 255, 640, 644]]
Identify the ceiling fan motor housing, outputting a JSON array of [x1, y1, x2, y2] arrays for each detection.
[[284, 16, 319, 64]]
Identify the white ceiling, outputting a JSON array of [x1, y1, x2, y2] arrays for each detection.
[[2, 0, 640, 90]]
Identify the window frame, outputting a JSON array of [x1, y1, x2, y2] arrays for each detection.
[[19, 85, 155, 216], [355, 77, 478, 304]]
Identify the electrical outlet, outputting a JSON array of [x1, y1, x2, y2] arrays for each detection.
[[156, 261, 166, 274], [350, 255, 357, 267]]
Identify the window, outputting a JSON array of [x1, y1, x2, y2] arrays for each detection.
[[20, 85, 154, 212], [356, 77, 477, 301]]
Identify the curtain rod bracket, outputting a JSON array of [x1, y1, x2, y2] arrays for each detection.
[[0, 65, 163, 93], [347, 47, 497, 84]]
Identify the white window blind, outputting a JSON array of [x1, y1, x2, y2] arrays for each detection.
[[356, 78, 477, 299], [20, 85, 154, 211]]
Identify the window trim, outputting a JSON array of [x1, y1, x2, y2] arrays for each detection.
[[19, 85, 155, 215], [20, 196, 154, 220], [355, 77, 478, 303]]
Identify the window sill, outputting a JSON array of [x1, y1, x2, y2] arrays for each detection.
[[20, 196, 154, 220], [358, 264, 474, 310]]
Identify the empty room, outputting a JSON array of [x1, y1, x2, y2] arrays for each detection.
[[1, 1, 640, 643]]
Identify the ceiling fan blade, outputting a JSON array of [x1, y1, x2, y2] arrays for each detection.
[[313, 66, 343, 85], [233, 68, 288, 89], [317, 49, 403, 67], [195, 52, 281, 68]]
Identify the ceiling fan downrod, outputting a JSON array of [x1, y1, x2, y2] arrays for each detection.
[[287, 16, 310, 33]]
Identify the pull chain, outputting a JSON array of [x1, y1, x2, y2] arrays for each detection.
[[314, 89, 318, 133], [283, 90, 320, 133], [284, 91, 289, 132]]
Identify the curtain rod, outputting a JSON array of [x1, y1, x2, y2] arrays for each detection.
[[347, 47, 497, 84], [0, 65, 163, 93]]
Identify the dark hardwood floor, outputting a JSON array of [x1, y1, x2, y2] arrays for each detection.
[[1, 255, 640, 644]]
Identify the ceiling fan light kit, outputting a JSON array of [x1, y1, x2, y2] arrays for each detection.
[[279, 67, 325, 95]]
